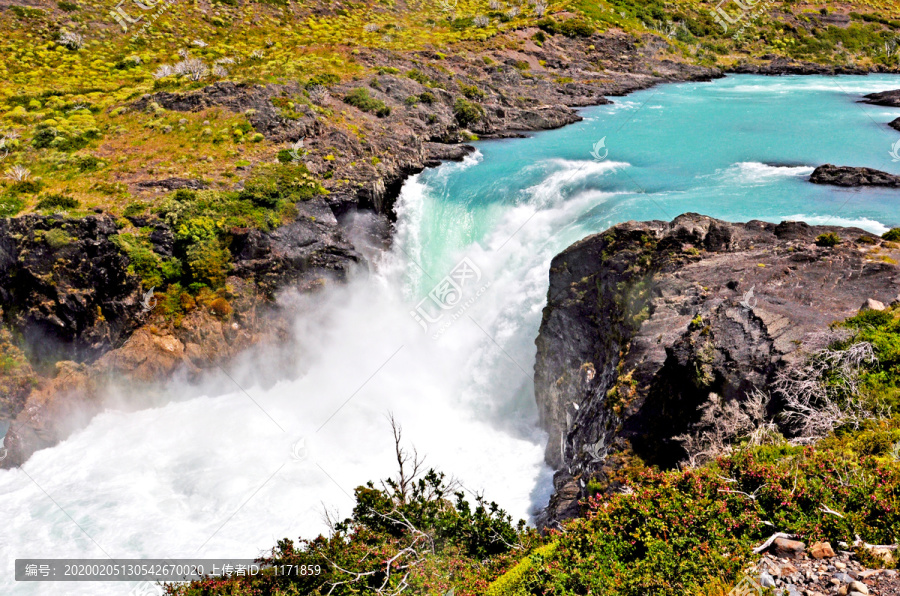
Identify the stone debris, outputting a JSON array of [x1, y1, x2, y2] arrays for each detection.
[[753, 543, 899, 596]]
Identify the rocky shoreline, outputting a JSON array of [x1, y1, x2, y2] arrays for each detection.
[[533, 214, 900, 525]]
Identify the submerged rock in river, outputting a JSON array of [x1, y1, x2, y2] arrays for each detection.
[[810, 164, 900, 187]]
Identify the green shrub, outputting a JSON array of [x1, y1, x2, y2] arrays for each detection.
[[35, 193, 79, 210], [453, 97, 484, 127], [239, 163, 323, 207], [0, 195, 24, 217], [451, 16, 475, 29], [883, 228, 900, 241], [558, 18, 595, 37], [7, 179, 44, 195], [57, 1, 79, 11], [186, 237, 230, 287], [305, 73, 340, 88], [44, 228, 73, 248], [75, 155, 103, 172], [169, 451, 532, 596], [32, 125, 100, 151], [815, 232, 841, 247], [9, 5, 44, 18], [123, 202, 147, 217], [418, 91, 436, 104], [406, 69, 434, 86], [343, 88, 391, 117], [460, 83, 485, 99], [537, 17, 558, 34]]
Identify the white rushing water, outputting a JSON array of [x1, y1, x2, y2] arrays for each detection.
[[0, 151, 584, 596]]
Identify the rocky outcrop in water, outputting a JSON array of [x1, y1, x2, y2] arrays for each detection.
[[533, 214, 900, 524], [810, 164, 900, 187], [862, 89, 900, 107]]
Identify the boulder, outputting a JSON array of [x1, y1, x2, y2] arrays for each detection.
[[810, 541, 836, 559], [863, 299, 886, 312], [861, 89, 900, 107], [771, 536, 806, 559], [810, 164, 900, 188]]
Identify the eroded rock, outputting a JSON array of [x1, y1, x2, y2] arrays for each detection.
[[534, 214, 900, 524]]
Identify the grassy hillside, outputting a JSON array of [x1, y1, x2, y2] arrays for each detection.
[[1, 0, 899, 221]]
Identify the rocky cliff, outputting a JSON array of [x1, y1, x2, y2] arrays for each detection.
[[0, 199, 360, 467], [533, 214, 900, 524]]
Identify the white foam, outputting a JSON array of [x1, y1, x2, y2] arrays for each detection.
[[777, 214, 890, 235], [711, 161, 815, 184]]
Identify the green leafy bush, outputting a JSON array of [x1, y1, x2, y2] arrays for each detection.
[[453, 97, 484, 127], [185, 237, 230, 287], [35, 193, 79, 210], [460, 83, 485, 99], [558, 18, 595, 37], [7, 179, 44, 195], [306, 73, 340, 88], [815, 232, 841, 247], [883, 228, 900, 241], [32, 124, 100, 151], [343, 88, 391, 117], [0, 195, 24, 217]]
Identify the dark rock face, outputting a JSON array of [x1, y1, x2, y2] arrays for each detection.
[[534, 214, 900, 524], [810, 164, 900, 187], [423, 142, 476, 167], [0, 215, 143, 364], [891, 117, 900, 132], [728, 58, 868, 75], [136, 178, 208, 191], [862, 89, 900, 107], [230, 197, 362, 294]]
